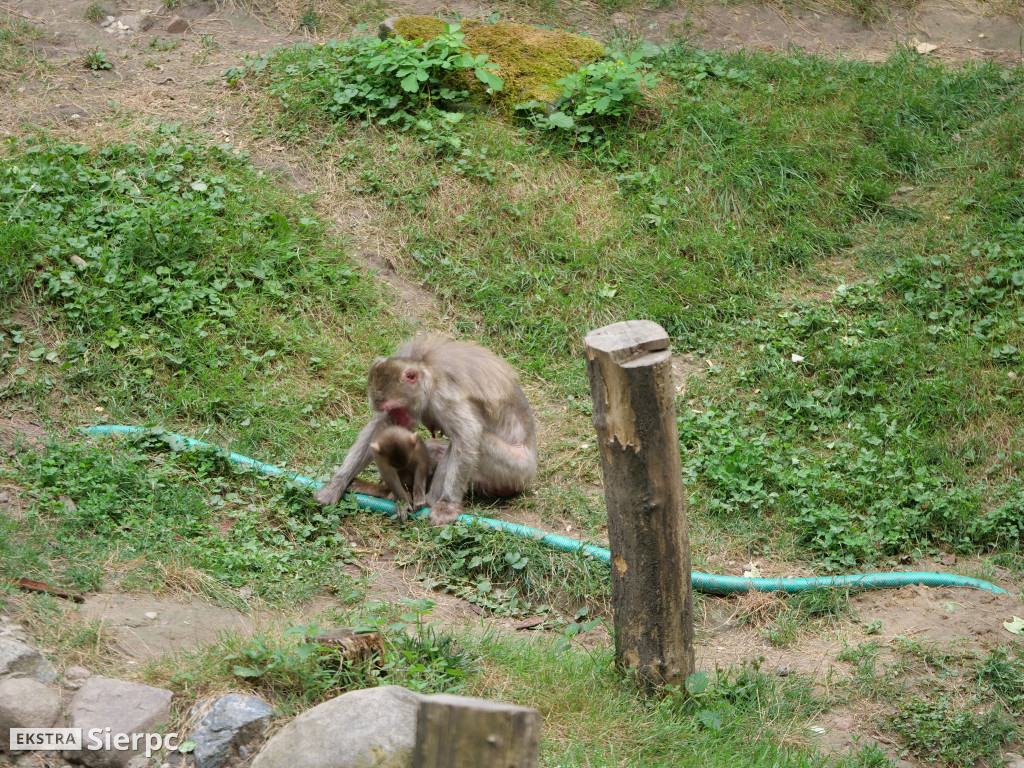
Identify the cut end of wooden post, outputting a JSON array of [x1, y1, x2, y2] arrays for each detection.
[[584, 321, 670, 366], [414, 693, 541, 768]]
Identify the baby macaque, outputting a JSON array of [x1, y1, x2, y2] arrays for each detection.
[[369, 425, 438, 523]]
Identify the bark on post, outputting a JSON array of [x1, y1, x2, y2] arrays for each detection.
[[583, 320, 694, 689], [413, 693, 540, 768]]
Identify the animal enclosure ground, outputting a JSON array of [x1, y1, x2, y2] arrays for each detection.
[[1, 0, 1024, 765]]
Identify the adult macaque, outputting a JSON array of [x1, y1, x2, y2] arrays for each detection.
[[314, 336, 538, 525], [370, 425, 438, 523]]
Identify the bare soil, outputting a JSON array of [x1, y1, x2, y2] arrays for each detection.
[[2, 0, 1024, 763]]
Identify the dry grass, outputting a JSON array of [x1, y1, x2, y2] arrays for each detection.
[[7, 593, 128, 674]]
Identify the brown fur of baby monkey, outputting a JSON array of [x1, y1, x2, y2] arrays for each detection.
[[314, 336, 538, 526], [370, 425, 438, 523]]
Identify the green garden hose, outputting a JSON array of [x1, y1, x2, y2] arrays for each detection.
[[80, 425, 1009, 596]]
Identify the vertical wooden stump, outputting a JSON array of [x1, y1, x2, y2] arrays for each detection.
[[584, 320, 694, 689], [413, 693, 540, 768]]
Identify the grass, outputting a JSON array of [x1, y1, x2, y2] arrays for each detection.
[[2, 435, 363, 604], [0, 13, 44, 89], [0, 126, 405, 469], [466, 635, 894, 768], [396, 518, 611, 617], [2, 17, 1024, 768], [835, 640, 1024, 767], [232, 39, 1024, 566]]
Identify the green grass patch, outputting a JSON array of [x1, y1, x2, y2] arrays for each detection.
[[155, 602, 475, 712], [890, 695, 1017, 767], [396, 518, 610, 617], [466, 637, 884, 768], [240, 39, 1024, 565], [0, 127, 402, 466], [0, 12, 44, 87], [3, 435, 361, 603], [836, 639, 1024, 765]]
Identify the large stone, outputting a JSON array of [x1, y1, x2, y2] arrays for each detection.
[[190, 694, 274, 768], [0, 677, 62, 750], [0, 636, 58, 682], [166, 16, 190, 33], [0, 615, 32, 644], [64, 677, 173, 768], [251, 686, 420, 768], [117, 12, 154, 31]]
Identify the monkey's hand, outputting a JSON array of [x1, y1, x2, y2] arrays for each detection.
[[314, 414, 385, 506], [396, 501, 412, 524], [413, 492, 427, 510], [313, 480, 345, 506], [427, 499, 462, 526]]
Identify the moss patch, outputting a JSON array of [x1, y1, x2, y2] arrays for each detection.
[[391, 17, 605, 106], [392, 16, 455, 41]]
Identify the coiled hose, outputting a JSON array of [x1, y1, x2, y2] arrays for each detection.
[[80, 425, 1009, 596]]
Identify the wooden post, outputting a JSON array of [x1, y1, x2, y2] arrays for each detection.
[[584, 320, 694, 689], [413, 694, 540, 768]]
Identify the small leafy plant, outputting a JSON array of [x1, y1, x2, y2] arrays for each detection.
[[890, 695, 1017, 767], [84, 47, 112, 70], [385, 598, 474, 692], [518, 51, 659, 142], [232, 24, 502, 140], [397, 519, 609, 617], [84, 4, 107, 22], [299, 8, 322, 32]]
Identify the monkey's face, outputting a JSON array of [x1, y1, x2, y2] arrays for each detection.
[[368, 358, 428, 428]]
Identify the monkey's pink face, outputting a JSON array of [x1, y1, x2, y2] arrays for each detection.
[[368, 360, 426, 427]]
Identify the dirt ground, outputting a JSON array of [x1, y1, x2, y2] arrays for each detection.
[[2, 1, 1024, 764]]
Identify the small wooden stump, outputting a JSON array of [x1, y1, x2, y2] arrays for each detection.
[[308, 627, 385, 666], [413, 693, 540, 768], [584, 320, 695, 689]]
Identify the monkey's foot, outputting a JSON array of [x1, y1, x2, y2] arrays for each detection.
[[427, 500, 462, 526], [348, 479, 391, 498]]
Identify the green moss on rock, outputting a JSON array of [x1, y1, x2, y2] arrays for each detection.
[[392, 16, 454, 41], [390, 16, 604, 106]]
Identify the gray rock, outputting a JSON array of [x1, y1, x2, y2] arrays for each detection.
[[251, 686, 420, 768], [0, 615, 32, 644], [166, 16, 190, 33], [378, 17, 397, 40], [64, 665, 93, 690], [0, 636, 58, 682], [0, 677, 62, 750], [1003, 753, 1024, 768], [189, 694, 274, 768], [118, 13, 154, 31], [64, 677, 173, 768]]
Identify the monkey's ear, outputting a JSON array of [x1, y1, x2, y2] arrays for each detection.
[[408, 432, 418, 445], [401, 367, 419, 385], [370, 442, 380, 452]]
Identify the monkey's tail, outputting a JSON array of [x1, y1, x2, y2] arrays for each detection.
[[79, 425, 1010, 597]]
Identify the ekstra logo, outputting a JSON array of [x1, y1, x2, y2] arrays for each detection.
[[9, 728, 179, 756]]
